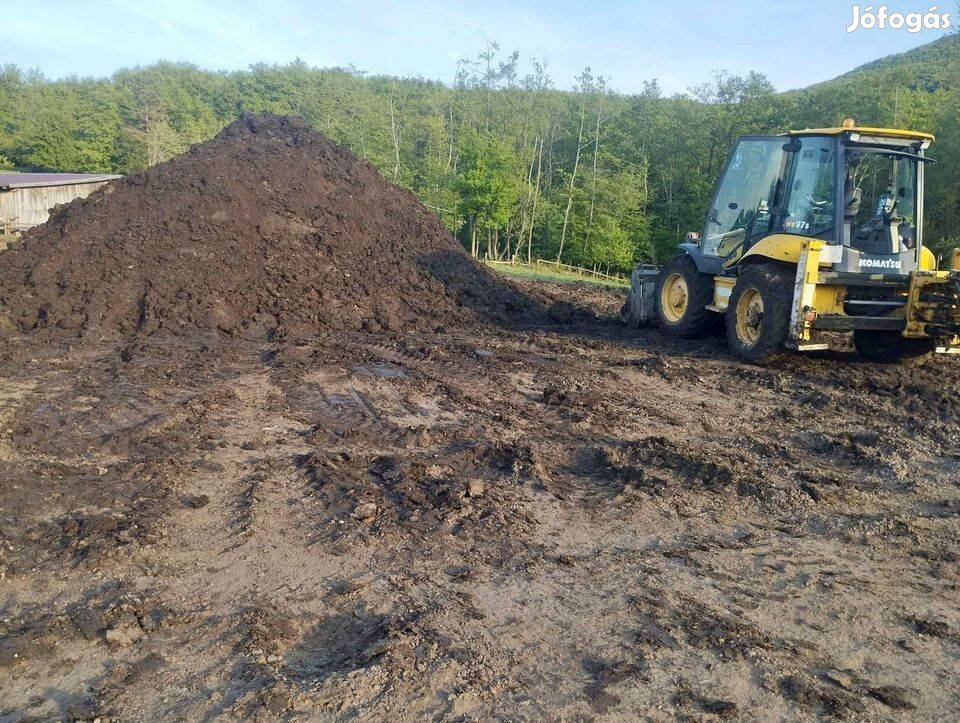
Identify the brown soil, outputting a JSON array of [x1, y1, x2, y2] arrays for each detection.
[[1, 117, 959, 720], [0, 114, 537, 342]]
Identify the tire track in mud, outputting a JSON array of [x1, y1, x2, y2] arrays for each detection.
[[76, 369, 331, 717], [169, 356, 527, 717], [153, 370, 317, 579]]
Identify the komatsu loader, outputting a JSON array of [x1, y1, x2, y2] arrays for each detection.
[[623, 120, 960, 363]]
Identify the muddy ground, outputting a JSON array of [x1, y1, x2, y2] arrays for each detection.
[[1, 277, 959, 721]]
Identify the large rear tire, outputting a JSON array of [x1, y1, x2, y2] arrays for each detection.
[[853, 330, 935, 364], [654, 254, 715, 338], [725, 264, 794, 363]]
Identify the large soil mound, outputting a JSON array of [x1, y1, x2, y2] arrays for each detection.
[[0, 113, 533, 342]]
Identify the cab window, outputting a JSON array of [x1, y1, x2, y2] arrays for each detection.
[[702, 138, 785, 257], [846, 151, 919, 252], [783, 137, 836, 238]]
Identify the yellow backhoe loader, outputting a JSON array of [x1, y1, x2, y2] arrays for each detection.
[[623, 120, 960, 363]]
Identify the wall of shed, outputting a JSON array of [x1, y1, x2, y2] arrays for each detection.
[[0, 182, 110, 230]]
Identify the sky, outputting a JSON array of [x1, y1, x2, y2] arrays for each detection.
[[5, 0, 955, 94]]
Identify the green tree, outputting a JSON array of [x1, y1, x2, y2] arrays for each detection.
[[455, 130, 522, 259]]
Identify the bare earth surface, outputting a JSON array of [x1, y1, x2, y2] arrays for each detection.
[[1, 278, 959, 721]]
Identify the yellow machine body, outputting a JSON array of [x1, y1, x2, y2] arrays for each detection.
[[722, 233, 938, 272], [707, 237, 960, 353], [633, 122, 960, 361]]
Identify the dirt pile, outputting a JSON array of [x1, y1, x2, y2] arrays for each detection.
[[0, 113, 533, 342]]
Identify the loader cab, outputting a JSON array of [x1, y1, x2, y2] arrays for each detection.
[[702, 124, 933, 275]]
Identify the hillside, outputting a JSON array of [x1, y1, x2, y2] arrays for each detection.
[[816, 32, 960, 92]]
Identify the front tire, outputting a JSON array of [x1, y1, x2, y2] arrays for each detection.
[[655, 254, 715, 338], [725, 264, 794, 363], [853, 330, 934, 364]]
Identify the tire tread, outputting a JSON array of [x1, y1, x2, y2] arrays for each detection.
[[655, 254, 715, 338], [725, 263, 794, 363]]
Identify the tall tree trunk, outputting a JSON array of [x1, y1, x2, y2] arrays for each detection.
[[517, 136, 539, 260], [584, 97, 603, 256], [389, 90, 401, 182], [557, 109, 586, 263], [527, 138, 543, 264], [445, 102, 455, 173]]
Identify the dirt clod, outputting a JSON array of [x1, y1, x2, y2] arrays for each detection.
[[466, 479, 486, 497], [182, 494, 211, 509]]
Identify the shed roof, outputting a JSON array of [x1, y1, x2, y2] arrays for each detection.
[[0, 173, 122, 190]]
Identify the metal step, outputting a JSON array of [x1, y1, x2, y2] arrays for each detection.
[[786, 342, 830, 351], [812, 314, 905, 331]]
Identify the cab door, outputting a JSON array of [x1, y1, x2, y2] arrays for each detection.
[[778, 135, 839, 242], [702, 137, 787, 259]]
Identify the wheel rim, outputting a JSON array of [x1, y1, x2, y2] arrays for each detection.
[[735, 288, 764, 346], [660, 272, 688, 323]]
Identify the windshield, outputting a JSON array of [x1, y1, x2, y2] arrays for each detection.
[[844, 149, 919, 252]]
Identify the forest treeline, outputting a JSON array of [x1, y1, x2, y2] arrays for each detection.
[[1, 34, 958, 270]]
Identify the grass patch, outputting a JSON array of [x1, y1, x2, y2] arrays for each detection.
[[485, 260, 629, 288]]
